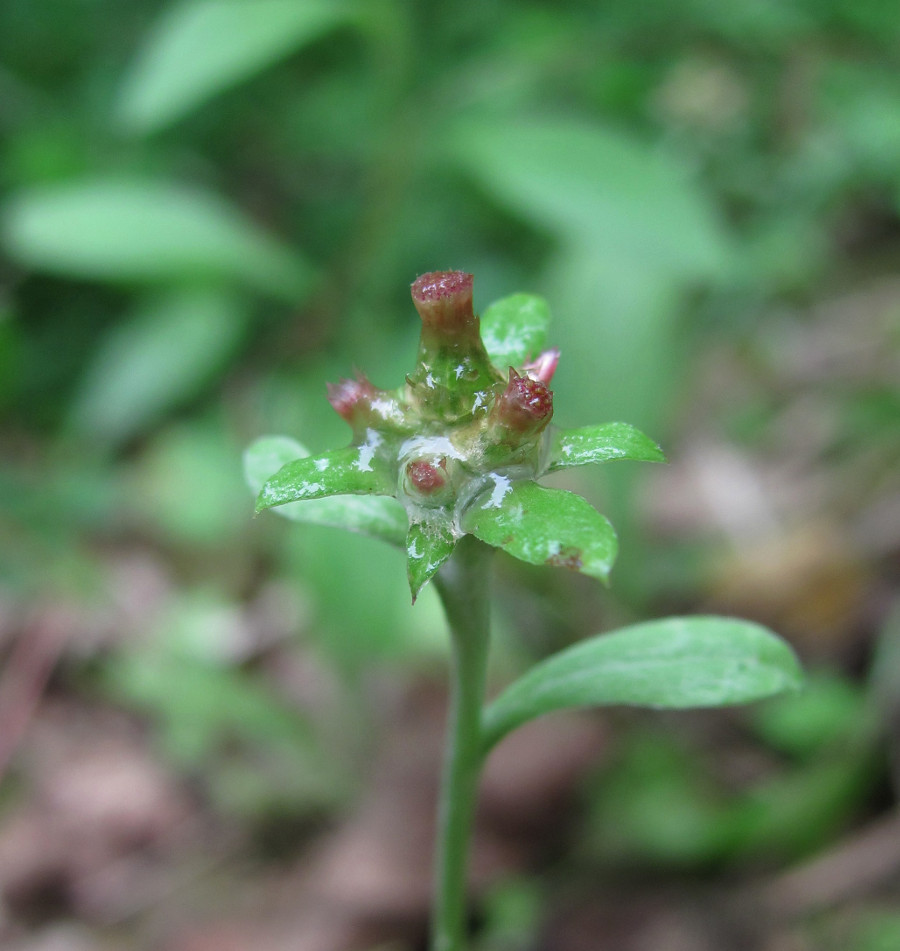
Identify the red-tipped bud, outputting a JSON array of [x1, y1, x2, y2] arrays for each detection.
[[406, 459, 447, 495], [326, 374, 376, 429], [524, 348, 560, 385], [411, 271, 476, 337], [493, 368, 553, 435]]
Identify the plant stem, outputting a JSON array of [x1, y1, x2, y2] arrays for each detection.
[[431, 536, 493, 951]]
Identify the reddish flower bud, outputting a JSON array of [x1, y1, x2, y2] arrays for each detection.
[[493, 368, 553, 435], [406, 459, 447, 495], [326, 374, 376, 429], [524, 348, 560, 385], [411, 271, 476, 338]]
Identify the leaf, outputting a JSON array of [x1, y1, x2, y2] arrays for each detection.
[[449, 115, 730, 280], [255, 439, 393, 513], [480, 293, 550, 367], [244, 436, 406, 546], [548, 422, 666, 471], [116, 0, 356, 133], [482, 616, 804, 750], [462, 479, 617, 581], [406, 520, 457, 602], [69, 289, 246, 445], [0, 180, 312, 300]]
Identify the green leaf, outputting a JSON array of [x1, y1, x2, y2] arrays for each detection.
[[0, 180, 312, 301], [255, 439, 393, 513], [69, 289, 246, 446], [482, 616, 803, 750], [480, 293, 551, 367], [406, 520, 457, 602], [449, 115, 730, 280], [463, 480, 617, 581], [245, 436, 406, 546], [116, 0, 355, 133], [548, 422, 666, 471]]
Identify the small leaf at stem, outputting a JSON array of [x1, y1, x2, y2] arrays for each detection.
[[548, 422, 665, 471], [480, 293, 550, 367], [462, 480, 617, 581], [244, 436, 407, 546], [406, 521, 457, 602], [255, 442, 392, 512], [482, 616, 804, 750]]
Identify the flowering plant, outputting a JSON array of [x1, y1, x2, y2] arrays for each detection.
[[246, 271, 802, 951]]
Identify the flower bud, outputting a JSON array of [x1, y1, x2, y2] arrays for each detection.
[[492, 368, 553, 436], [411, 271, 476, 338], [402, 457, 453, 508]]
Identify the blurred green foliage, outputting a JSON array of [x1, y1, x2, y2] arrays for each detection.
[[1, 0, 898, 848]]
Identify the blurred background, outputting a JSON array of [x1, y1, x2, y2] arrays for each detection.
[[1, 1, 899, 949]]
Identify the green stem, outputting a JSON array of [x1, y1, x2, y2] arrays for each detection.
[[431, 536, 493, 951]]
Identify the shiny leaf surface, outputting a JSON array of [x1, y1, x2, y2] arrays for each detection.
[[255, 441, 392, 512], [548, 422, 665, 470], [406, 520, 457, 602], [244, 436, 406, 545], [463, 480, 617, 581]]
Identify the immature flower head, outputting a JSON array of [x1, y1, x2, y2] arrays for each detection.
[[492, 368, 554, 437], [411, 271, 477, 339], [326, 373, 376, 428]]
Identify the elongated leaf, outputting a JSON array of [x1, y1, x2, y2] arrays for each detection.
[[70, 289, 246, 445], [482, 616, 803, 750], [463, 479, 617, 581], [244, 436, 406, 546], [480, 293, 550, 367], [548, 422, 665, 471], [0, 180, 312, 301], [116, 0, 355, 133], [406, 520, 457, 602], [449, 116, 730, 279], [256, 439, 392, 512]]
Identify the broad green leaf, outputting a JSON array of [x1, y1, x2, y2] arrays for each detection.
[[116, 0, 355, 133], [245, 436, 406, 546], [463, 480, 617, 581], [0, 180, 312, 301], [69, 289, 246, 445], [449, 116, 730, 280], [406, 520, 457, 602], [548, 422, 665, 471], [480, 293, 550, 367], [255, 440, 393, 513], [482, 616, 803, 750]]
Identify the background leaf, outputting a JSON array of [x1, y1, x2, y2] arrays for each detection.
[[463, 480, 617, 581], [69, 289, 247, 446], [482, 617, 804, 750], [116, 0, 357, 133], [0, 180, 313, 300], [244, 436, 407, 546], [480, 293, 551, 367], [548, 422, 666, 471]]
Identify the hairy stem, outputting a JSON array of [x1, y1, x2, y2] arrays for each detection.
[[431, 536, 493, 951]]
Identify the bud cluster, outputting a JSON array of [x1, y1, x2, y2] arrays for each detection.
[[327, 270, 556, 530]]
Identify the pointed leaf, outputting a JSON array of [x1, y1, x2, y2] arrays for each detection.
[[116, 0, 355, 133], [482, 616, 804, 750], [548, 422, 665, 471], [406, 521, 457, 602], [0, 180, 312, 301], [244, 436, 406, 546], [480, 293, 551, 367], [256, 438, 392, 513], [463, 480, 617, 581]]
